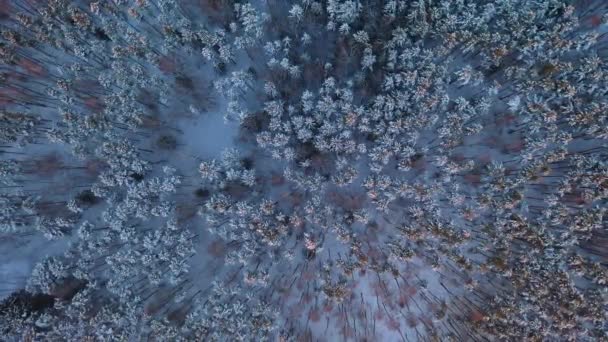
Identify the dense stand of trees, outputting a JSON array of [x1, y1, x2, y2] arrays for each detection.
[[0, 0, 606, 341]]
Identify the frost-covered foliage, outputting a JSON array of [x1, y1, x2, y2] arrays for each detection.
[[0, 0, 607, 341]]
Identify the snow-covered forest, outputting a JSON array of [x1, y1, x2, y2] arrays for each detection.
[[0, 0, 606, 340]]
